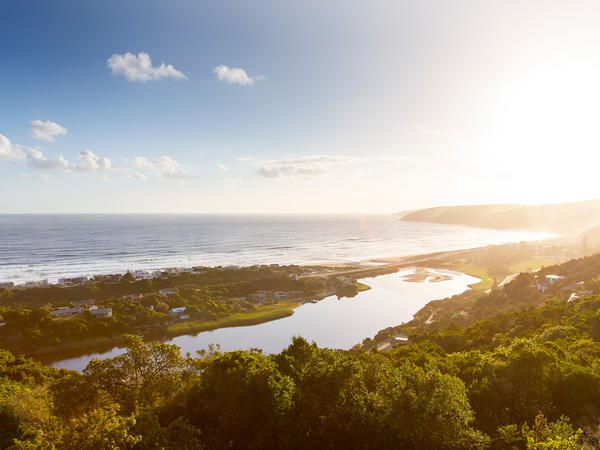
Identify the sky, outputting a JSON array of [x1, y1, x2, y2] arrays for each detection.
[[2, 0, 600, 213]]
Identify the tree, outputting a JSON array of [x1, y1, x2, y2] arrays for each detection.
[[522, 414, 583, 450], [84, 335, 185, 414]]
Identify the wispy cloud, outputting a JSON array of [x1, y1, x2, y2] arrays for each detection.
[[0, 134, 25, 161], [213, 65, 264, 86], [257, 155, 358, 180], [29, 120, 67, 142], [134, 155, 191, 179], [107, 52, 187, 82]]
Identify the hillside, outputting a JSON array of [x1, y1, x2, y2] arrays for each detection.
[[400, 200, 600, 235]]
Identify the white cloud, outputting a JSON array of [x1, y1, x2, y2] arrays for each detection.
[[0, 134, 24, 161], [133, 155, 191, 179], [257, 155, 357, 180], [213, 65, 264, 86], [26, 148, 70, 170], [154, 156, 190, 178], [133, 156, 155, 170], [75, 150, 112, 172], [216, 163, 228, 171], [26, 148, 113, 173], [107, 52, 187, 82], [29, 120, 67, 142]]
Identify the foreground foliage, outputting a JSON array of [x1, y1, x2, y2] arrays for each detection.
[[1, 255, 600, 448]]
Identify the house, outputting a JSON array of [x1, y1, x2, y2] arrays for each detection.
[[163, 267, 184, 276], [393, 333, 409, 343], [273, 291, 288, 300], [0, 282, 15, 289], [249, 290, 271, 302], [536, 274, 566, 293], [89, 306, 113, 318], [71, 299, 95, 307], [376, 339, 393, 352], [169, 307, 188, 319], [58, 276, 89, 286], [122, 293, 144, 303], [376, 333, 409, 351], [159, 288, 178, 297], [0, 321, 7, 327], [51, 307, 83, 317], [288, 290, 304, 298], [132, 270, 152, 280]]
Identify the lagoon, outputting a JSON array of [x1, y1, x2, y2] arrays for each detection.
[[49, 268, 478, 371]]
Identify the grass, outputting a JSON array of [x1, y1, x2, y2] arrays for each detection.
[[454, 263, 495, 291], [509, 257, 567, 274], [355, 282, 372, 292], [166, 301, 300, 336]]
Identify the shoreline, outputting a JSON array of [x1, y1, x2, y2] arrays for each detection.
[[5, 236, 578, 366]]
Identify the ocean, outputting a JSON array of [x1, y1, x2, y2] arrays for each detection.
[[0, 214, 547, 285]]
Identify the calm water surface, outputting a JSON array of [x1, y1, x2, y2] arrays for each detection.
[[50, 269, 478, 371]]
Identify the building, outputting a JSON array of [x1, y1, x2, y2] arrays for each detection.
[[51, 307, 83, 317], [0, 282, 15, 289], [132, 270, 152, 280], [273, 291, 288, 300], [536, 274, 566, 293], [71, 299, 95, 307], [249, 290, 271, 302], [58, 276, 89, 286], [169, 306, 189, 319], [89, 306, 113, 318], [159, 288, 178, 297]]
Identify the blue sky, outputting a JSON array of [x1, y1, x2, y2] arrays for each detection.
[[2, 1, 600, 212]]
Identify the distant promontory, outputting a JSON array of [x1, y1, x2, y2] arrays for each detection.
[[399, 199, 600, 236]]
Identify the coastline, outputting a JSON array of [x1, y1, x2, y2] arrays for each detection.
[[4, 235, 578, 367]]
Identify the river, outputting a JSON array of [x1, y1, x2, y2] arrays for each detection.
[[48, 268, 478, 371]]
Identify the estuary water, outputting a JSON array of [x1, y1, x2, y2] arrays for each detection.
[[49, 268, 479, 371]]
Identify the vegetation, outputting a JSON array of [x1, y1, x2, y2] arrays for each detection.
[[0, 265, 334, 356], [1, 255, 600, 448]]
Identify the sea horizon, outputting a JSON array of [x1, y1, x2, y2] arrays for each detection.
[[0, 214, 548, 285]]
